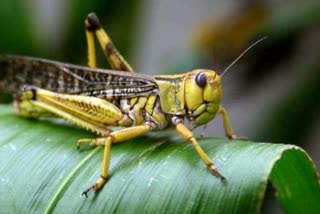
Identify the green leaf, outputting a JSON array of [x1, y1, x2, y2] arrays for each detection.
[[0, 104, 319, 214]]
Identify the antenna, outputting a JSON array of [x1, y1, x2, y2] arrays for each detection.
[[220, 36, 268, 78]]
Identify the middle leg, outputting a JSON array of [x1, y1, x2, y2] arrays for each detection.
[[80, 124, 154, 197]]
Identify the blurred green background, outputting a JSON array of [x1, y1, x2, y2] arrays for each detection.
[[0, 0, 319, 213]]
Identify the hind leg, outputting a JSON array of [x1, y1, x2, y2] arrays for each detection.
[[13, 95, 55, 118], [85, 13, 134, 72]]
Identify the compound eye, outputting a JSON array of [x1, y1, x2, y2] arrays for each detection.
[[195, 72, 207, 88]]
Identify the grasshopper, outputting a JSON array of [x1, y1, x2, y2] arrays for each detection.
[[0, 13, 241, 197]]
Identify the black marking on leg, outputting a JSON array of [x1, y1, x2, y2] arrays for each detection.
[[81, 175, 107, 198], [105, 43, 114, 56], [23, 85, 38, 100], [226, 133, 235, 140], [207, 163, 226, 182], [100, 174, 107, 180], [82, 185, 95, 198], [86, 12, 101, 31], [120, 62, 129, 71]]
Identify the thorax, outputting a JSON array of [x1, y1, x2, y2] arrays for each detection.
[[112, 94, 170, 129]]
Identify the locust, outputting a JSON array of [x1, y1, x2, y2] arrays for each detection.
[[0, 13, 244, 197]]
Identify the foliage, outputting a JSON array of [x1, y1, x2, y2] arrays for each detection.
[[0, 105, 319, 213]]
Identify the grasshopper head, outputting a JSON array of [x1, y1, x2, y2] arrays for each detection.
[[185, 69, 222, 127]]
